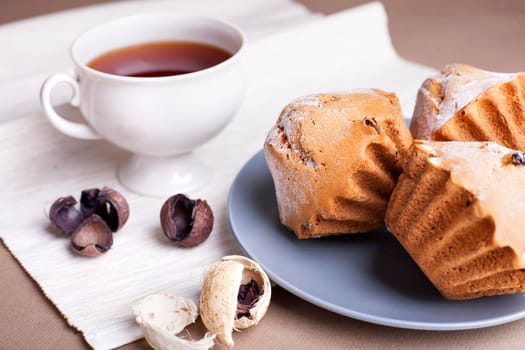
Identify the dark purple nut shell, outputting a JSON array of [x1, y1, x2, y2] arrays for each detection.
[[237, 279, 261, 315], [49, 196, 83, 235], [160, 193, 214, 248], [71, 214, 113, 257], [80, 188, 100, 217]]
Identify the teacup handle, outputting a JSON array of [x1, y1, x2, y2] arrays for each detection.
[[40, 73, 102, 140]]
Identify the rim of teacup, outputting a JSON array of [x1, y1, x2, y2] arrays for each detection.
[[70, 12, 246, 83]]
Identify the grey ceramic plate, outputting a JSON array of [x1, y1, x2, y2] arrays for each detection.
[[228, 150, 525, 330]]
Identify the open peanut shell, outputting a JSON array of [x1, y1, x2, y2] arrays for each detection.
[[199, 255, 271, 348]]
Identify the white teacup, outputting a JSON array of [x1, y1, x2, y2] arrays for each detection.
[[40, 13, 246, 196]]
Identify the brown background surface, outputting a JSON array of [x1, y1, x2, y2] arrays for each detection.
[[1, 1, 525, 349]]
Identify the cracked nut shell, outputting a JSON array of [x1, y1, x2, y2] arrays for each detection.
[[80, 186, 129, 232], [71, 214, 113, 257], [160, 193, 214, 247], [199, 255, 271, 348], [49, 186, 129, 257], [49, 196, 83, 235]]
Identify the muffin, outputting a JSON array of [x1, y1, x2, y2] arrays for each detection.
[[385, 140, 525, 300], [410, 64, 525, 149], [264, 90, 412, 239]]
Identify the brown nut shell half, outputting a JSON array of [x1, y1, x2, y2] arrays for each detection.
[[160, 194, 214, 247], [80, 186, 129, 233], [98, 186, 130, 232], [199, 255, 271, 348], [71, 214, 113, 257]]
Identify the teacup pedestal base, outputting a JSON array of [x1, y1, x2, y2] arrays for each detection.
[[118, 153, 211, 197]]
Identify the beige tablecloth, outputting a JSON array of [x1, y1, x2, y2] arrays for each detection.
[[1, 1, 525, 349]]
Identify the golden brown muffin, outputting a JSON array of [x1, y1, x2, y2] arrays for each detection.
[[411, 64, 525, 149], [386, 140, 525, 300], [264, 90, 412, 239]]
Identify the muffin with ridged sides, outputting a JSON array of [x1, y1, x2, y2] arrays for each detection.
[[411, 64, 525, 149], [386, 140, 525, 300], [264, 90, 412, 239]]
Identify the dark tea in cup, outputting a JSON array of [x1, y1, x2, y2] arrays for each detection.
[[87, 41, 232, 77]]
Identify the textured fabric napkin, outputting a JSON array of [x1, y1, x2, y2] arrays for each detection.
[[0, 2, 435, 349]]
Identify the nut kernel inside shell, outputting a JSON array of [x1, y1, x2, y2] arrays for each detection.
[[226, 255, 271, 330], [237, 279, 260, 316], [199, 255, 272, 348]]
